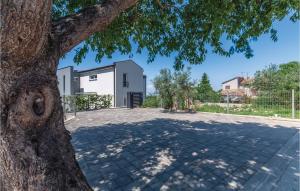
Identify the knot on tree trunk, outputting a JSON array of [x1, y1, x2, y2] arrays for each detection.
[[8, 74, 55, 129]]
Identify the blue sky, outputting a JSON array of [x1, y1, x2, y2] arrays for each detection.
[[59, 17, 299, 93]]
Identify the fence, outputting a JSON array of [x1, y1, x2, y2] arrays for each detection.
[[61, 96, 76, 121], [196, 90, 300, 119], [61, 94, 112, 120]]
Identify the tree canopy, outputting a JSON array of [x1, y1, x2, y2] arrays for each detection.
[[173, 68, 196, 109], [53, 0, 299, 69], [196, 73, 220, 102], [153, 68, 174, 108], [196, 73, 215, 102], [252, 61, 300, 92], [153, 67, 195, 109], [197, 73, 213, 94]]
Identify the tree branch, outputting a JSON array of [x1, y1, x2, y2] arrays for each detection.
[[155, 0, 170, 9], [52, 0, 139, 56]]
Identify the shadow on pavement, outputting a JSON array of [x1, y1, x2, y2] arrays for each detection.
[[71, 118, 298, 191]]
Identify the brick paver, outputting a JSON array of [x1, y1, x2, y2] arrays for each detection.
[[66, 108, 299, 191]]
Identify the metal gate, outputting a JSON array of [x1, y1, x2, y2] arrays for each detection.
[[127, 92, 143, 108]]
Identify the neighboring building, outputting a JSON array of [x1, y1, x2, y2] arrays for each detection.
[[57, 60, 147, 108], [221, 76, 256, 97]]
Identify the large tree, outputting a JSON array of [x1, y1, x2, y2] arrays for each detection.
[[0, 0, 299, 190]]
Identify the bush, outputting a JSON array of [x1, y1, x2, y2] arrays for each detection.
[[143, 96, 160, 108], [74, 95, 89, 111], [63, 95, 112, 111]]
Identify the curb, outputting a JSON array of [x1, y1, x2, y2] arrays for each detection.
[[197, 111, 300, 123]]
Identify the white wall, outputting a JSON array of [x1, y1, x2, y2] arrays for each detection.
[[80, 69, 115, 105], [222, 78, 239, 90], [115, 60, 145, 107]]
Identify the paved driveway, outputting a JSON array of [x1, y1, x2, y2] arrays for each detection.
[[66, 108, 299, 191]]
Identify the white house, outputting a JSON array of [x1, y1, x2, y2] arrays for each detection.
[[222, 77, 244, 91], [221, 76, 256, 97], [57, 60, 146, 108]]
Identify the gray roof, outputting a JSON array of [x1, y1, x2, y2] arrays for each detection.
[[77, 64, 115, 73], [58, 60, 143, 73], [222, 76, 244, 84]]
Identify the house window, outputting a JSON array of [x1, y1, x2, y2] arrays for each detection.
[[63, 75, 66, 93], [123, 73, 128, 87], [225, 85, 230, 89], [89, 75, 97, 81]]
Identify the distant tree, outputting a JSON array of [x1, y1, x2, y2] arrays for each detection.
[[252, 64, 279, 91], [277, 61, 300, 91], [173, 68, 196, 110], [153, 69, 175, 109], [252, 61, 300, 107], [153, 68, 196, 110], [196, 73, 218, 102], [252, 61, 300, 92]]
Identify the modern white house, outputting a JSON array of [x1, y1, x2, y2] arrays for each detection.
[[57, 60, 146, 108]]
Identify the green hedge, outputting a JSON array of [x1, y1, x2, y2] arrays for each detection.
[[63, 95, 112, 111]]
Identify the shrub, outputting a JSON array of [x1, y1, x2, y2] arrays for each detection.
[[74, 95, 89, 111], [63, 95, 112, 111], [143, 96, 160, 108]]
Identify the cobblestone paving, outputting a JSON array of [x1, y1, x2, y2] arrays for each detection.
[[66, 108, 299, 191]]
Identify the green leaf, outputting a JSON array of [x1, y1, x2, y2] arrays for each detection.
[[54, 0, 299, 67]]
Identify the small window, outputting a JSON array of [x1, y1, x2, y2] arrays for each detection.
[[74, 77, 79, 81], [63, 75, 66, 93], [89, 75, 97, 81], [123, 73, 127, 82], [225, 85, 230, 90], [123, 73, 128, 87]]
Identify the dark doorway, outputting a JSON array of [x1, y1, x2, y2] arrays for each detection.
[[127, 92, 143, 108]]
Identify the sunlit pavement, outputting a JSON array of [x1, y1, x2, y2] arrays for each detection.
[[66, 108, 300, 191]]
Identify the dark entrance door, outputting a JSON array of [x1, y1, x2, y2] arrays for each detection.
[[127, 92, 143, 108]]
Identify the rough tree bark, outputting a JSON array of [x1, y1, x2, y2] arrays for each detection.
[[0, 0, 138, 190]]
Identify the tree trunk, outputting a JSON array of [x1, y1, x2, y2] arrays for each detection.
[[1, 0, 138, 190], [0, 2, 91, 189], [0, 51, 92, 190]]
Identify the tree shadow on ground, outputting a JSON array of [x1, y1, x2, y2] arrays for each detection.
[[71, 119, 298, 191]]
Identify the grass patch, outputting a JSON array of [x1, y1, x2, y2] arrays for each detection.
[[196, 104, 226, 113], [197, 104, 300, 119]]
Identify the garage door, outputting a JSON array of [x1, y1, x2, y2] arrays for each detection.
[[127, 92, 143, 108]]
